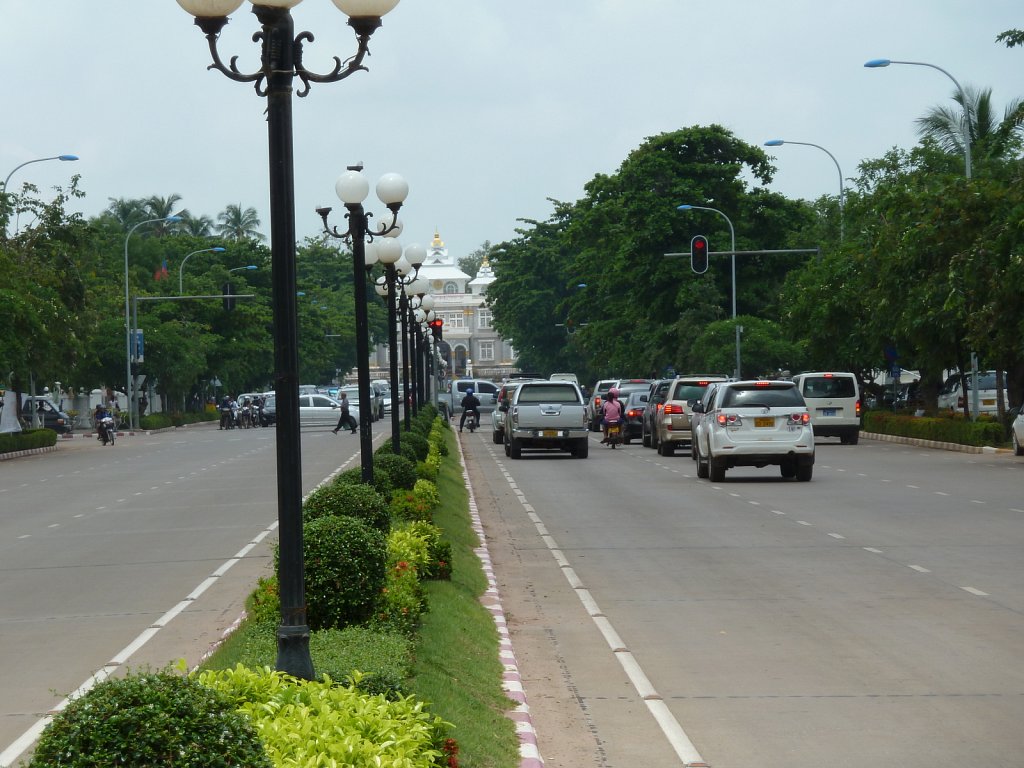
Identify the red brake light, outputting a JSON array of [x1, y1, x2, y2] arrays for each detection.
[[824, 373, 834, 378], [855, 400, 862, 417], [755, 381, 772, 387], [696, 380, 709, 386], [664, 404, 685, 415]]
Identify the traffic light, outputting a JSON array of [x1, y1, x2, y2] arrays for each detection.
[[690, 235, 709, 274], [222, 282, 235, 311], [429, 317, 443, 340]]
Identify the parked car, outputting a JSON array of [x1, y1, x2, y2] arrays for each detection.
[[692, 379, 815, 482], [622, 391, 647, 444], [369, 379, 389, 419], [262, 393, 356, 429], [792, 371, 861, 444], [937, 371, 1008, 416], [649, 375, 728, 456], [19, 396, 73, 434], [1012, 406, 1024, 456]]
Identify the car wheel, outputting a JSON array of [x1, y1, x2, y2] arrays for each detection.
[[709, 456, 726, 482], [492, 429, 503, 445], [641, 426, 651, 447], [847, 431, 860, 446], [796, 464, 813, 482], [623, 435, 632, 445], [780, 461, 797, 479], [575, 438, 589, 459], [509, 438, 522, 459], [504, 436, 511, 457], [691, 442, 698, 461], [696, 445, 709, 478], [1015, 431, 1024, 456], [661, 441, 675, 457], [590, 419, 601, 433]]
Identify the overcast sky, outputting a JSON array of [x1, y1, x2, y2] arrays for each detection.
[[2, 1, 1019, 261]]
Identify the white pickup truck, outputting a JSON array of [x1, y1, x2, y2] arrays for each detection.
[[502, 380, 589, 459]]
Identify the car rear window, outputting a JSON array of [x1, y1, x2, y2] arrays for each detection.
[[517, 385, 581, 404], [801, 376, 857, 398], [968, 373, 1000, 390], [721, 385, 804, 408], [670, 383, 711, 401]]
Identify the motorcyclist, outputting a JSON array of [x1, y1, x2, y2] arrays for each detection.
[[459, 388, 481, 432], [600, 387, 624, 444], [94, 403, 112, 445], [219, 394, 235, 430]]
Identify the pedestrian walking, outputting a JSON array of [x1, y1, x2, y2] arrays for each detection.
[[332, 391, 357, 434]]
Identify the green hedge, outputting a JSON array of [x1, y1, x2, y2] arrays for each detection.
[[864, 411, 1005, 446], [0, 428, 58, 454]]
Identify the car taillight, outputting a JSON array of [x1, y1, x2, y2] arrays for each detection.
[[628, 409, 641, 418], [788, 413, 810, 425], [664, 404, 685, 415], [717, 413, 741, 426], [855, 400, 861, 417]]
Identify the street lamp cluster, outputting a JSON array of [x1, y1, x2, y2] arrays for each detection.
[[175, 0, 402, 680]]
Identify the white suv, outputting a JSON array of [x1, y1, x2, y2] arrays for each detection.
[[692, 380, 815, 482]]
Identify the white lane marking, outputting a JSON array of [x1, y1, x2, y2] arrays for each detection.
[[906, 484, 919, 489], [962, 587, 989, 596], [935, 491, 949, 496], [908, 564, 931, 573], [828, 533, 845, 539], [796, 520, 812, 526], [772, 510, 785, 515], [493, 452, 705, 766], [863, 547, 884, 554], [970, 499, 985, 505]]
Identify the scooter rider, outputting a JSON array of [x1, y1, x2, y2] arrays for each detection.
[[459, 388, 481, 432], [94, 403, 112, 445], [600, 387, 624, 444]]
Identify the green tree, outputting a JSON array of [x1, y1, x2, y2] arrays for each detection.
[[217, 203, 265, 242]]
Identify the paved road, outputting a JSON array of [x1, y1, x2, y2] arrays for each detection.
[[461, 426, 1024, 768], [0, 423, 372, 766]]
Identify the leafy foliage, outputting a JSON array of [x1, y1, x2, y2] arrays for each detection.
[[29, 670, 271, 768], [302, 480, 390, 533]]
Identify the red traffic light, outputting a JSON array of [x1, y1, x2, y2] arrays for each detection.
[[690, 235, 709, 274]]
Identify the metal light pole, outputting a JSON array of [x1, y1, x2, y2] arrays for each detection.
[[764, 139, 845, 241], [677, 204, 740, 378], [176, 0, 401, 680], [374, 237, 405, 454], [2, 154, 78, 235], [125, 215, 181, 431], [318, 166, 408, 480], [178, 246, 226, 294], [864, 58, 972, 179]]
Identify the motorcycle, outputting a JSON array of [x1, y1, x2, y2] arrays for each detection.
[[605, 420, 623, 449], [98, 415, 116, 446], [464, 409, 480, 433]]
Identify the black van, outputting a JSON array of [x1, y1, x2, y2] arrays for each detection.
[[19, 397, 74, 434]]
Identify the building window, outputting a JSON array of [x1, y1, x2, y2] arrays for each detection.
[[443, 282, 459, 294], [478, 341, 494, 361], [442, 311, 464, 329], [477, 308, 492, 329]]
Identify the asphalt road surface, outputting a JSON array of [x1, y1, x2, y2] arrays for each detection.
[[461, 424, 1024, 768], [0, 422, 371, 767]]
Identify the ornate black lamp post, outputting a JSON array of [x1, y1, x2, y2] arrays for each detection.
[[395, 246, 426, 430], [175, 0, 400, 680], [317, 166, 407, 482]]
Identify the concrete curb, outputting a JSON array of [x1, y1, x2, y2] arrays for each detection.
[[455, 430, 545, 768], [861, 431, 1006, 454]]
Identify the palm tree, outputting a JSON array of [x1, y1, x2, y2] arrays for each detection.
[[177, 211, 215, 237], [915, 86, 1024, 166], [104, 197, 148, 230], [217, 203, 265, 241], [145, 194, 184, 235]]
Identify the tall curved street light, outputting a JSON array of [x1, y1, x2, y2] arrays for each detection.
[[677, 204, 740, 378], [764, 139, 845, 241], [2, 154, 79, 234], [228, 264, 258, 273], [864, 58, 972, 179], [179, 246, 227, 294], [318, 167, 408, 480], [176, 0, 401, 680], [125, 215, 182, 432]]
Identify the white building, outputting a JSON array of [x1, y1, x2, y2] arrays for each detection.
[[371, 231, 516, 382]]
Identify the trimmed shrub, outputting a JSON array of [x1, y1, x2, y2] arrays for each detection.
[[864, 410, 1004, 446], [413, 478, 440, 510], [309, 626, 413, 698], [28, 670, 271, 768], [303, 481, 390, 533], [198, 666, 448, 768], [403, 430, 431, 461], [139, 412, 173, 430], [405, 520, 452, 581], [0, 428, 57, 454], [247, 575, 280, 627], [372, 558, 426, 635], [301, 516, 387, 630], [377, 437, 420, 465], [374, 452, 418, 491], [337, 465, 395, 499]]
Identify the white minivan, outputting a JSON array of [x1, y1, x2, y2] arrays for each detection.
[[792, 372, 861, 445]]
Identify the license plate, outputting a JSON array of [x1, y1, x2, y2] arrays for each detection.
[[754, 417, 774, 428], [982, 398, 995, 406], [822, 408, 836, 417], [542, 429, 559, 437]]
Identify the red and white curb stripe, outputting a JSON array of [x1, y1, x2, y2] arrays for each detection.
[[455, 432, 544, 768]]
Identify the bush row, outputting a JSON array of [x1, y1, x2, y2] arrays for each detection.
[[864, 410, 1006, 446], [27, 404, 460, 767], [0, 428, 57, 455]]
